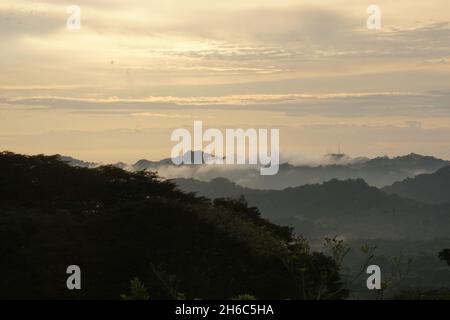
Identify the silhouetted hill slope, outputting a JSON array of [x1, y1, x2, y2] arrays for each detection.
[[175, 177, 450, 240], [0, 152, 346, 299], [383, 166, 450, 205], [175, 177, 249, 199]]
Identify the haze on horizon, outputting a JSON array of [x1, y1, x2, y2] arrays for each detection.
[[0, 0, 449, 163]]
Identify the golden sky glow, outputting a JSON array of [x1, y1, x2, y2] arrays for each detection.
[[0, 0, 449, 162]]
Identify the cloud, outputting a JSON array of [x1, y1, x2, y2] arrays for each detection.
[[0, 6, 63, 38], [0, 2, 448, 101], [3, 91, 450, 118], [130, 112, 192, 119], [1, 0, 449, 163]]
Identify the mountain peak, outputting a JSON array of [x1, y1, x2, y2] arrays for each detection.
[[322, 153, 352, 165]]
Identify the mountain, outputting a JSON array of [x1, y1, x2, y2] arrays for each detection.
[[321, 153, 369, 165], [112, 162, 131, 170], [132, 151, 220, 171], [58, 152, 450, 189], [359, 153, 448, 173], [132, 158, 164, 171], [57, 155, 98, 168], [383, 165, 450, 204], [175, 177, 450, 240], [0, 151, 345, 299], [147, 153, 450, 189]]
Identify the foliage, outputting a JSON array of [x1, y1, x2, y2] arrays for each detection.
[[0, 152, 348, 299], [120, 278, 150, 300], [439, 249, 450, 266], [282, 236, 348, 300]]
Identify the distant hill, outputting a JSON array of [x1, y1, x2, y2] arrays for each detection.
[[57, 155, 98, 168], [360, 153, 448, 172], [175, 177, 450, 240], [383, 166, 450, 204], [133, 151, 220, 171], [321, 153, 369, 165], [57, 152, 450, 189], [0, 151, 345, 299], [155, 153, 450, 189]]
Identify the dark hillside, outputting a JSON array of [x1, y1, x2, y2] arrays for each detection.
[[0, 152, 345, 300]]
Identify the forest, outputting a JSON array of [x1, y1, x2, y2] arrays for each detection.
[[1, 151, 449, 300]]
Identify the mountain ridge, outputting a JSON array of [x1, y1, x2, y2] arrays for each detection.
[[56, 152, 450, 189], [383, 165, 450, 204], [174, 176, 450, 240]]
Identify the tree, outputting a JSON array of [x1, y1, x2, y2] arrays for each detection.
[[439, 249, 450, 266], [282, 236, 348, 300]]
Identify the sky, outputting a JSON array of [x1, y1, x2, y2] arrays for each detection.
[[0, 0, 449, 163]]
